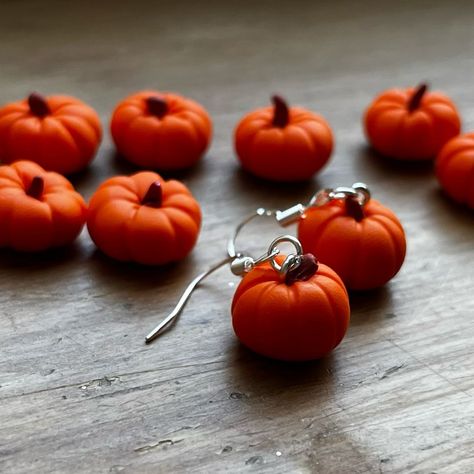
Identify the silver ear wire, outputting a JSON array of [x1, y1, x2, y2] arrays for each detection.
[[145, 225, 302, 345]]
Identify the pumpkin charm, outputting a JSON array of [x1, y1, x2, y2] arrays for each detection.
[[234, 95, 333, 181], [232, 249, 350, 361], [110, 90, 212, 170], [0, 161, 87, 251], [0, 93, 102, 174], [364, 83, 461, 160], [87, 171, 201, 265], [435, 132, 474, 208], [298, 186, 406, 290]]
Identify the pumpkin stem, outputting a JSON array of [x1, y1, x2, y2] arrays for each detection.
[[408, 83, 428, 112], [272, 95, 290, 127], [142, 181, 163, 207], [28, 92, 51, 118], [285, 253, 319, 286], [345, 196, 365, 221], [146, 96, 168, 119], [26, 176, 44, 199]]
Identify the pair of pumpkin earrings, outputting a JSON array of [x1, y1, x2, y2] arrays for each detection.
[[146, 182, 406, 361]]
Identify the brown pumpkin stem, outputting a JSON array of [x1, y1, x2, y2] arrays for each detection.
[[142, 181, 163, 207], [272, 95, 290, 127], [146, 96, 168, 118], [285, 253, 319, 286], [407, 83, 428, 112], [26, 176, 44, 199], [345, 196, 365, 221], [28, 92, 51, 118]]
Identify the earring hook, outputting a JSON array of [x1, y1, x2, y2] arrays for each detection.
[[276, 182, 371, 227], [145, 230, 303, 345]]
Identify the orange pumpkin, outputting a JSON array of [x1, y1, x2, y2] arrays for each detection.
[[234, 95, 333, 181], [436, 132, 474, 208], [232, 254, 350, 361], [364, 84, 461, 160], [87, 171, 201, 265], [0, 160, 87, 251], [0, 93, 102, 174], [298, 197, 406, 290], [110, 91, 212, 170]]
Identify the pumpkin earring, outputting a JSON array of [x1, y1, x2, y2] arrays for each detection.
[[145, 229, 350, 362], [274, 183, 407, 290]]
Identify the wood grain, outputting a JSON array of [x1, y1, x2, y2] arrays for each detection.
[[0, 0, 473, 473]]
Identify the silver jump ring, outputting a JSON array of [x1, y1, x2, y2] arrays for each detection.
[[267, 235, 303, 274], [352, 182, 371, 205]]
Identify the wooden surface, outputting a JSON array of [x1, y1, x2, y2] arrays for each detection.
[[1, 1, 473, 472]]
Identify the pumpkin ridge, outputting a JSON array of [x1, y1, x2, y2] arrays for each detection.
[[365, 218, 399, 270], [48, 192, 86, 247], [367, 108, 406, 157], [11, 197, 53, 249], [363, 200, 403, 226], [162, 207, 200, 244], [231, 266, 279, 311], [252, 281, 283, 347], [0, 103, 27, 120], [40, 119, 84, 173], [314, 271, 347, 298], [55, 104, 102, 139], [343, 219, 364, 288], [369, 214, 406, 258], [113, 203, 139, 262], [58, 115, 101, 153], [287, 123, 318, 155], [300, 204, 346, 253], [311, 281, 339, 351], [235, 271, 280, 305], [128, 203, 177, 262], [0, 113, 28, 154], [438, 141, 474, 170]]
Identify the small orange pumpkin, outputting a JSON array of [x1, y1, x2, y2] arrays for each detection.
[[364, 83, 461, 160], [232, 254, 350, 361], [0, 160, 87, 251], [234, 95, 333, 181], [110, 91, 212, 170], [435, 132, 474, 208], [87, 171, 201, 265], [298, 196, 406, 290], [0, 93, 102, 174]]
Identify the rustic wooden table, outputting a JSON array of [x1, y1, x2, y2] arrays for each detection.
[[1, 1, 473, 473]]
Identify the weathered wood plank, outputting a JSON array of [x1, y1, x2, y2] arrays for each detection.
[[0, 0, 473, 472]]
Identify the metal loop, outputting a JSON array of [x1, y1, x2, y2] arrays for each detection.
[[306, 182, 371, 210], [267, 235, 303, 274]]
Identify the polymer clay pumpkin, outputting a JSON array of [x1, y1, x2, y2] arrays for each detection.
[[298, 194, 406, 290], [0, 93, 102, 174], [234, 95, 333, 181], [435, 132, 474, 208], [364, 83, 461, 160], [232, 253, 350, 361], [0, 161, 87, 251], [87, 171, 201, 265], [110, 91, 212, 170]]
